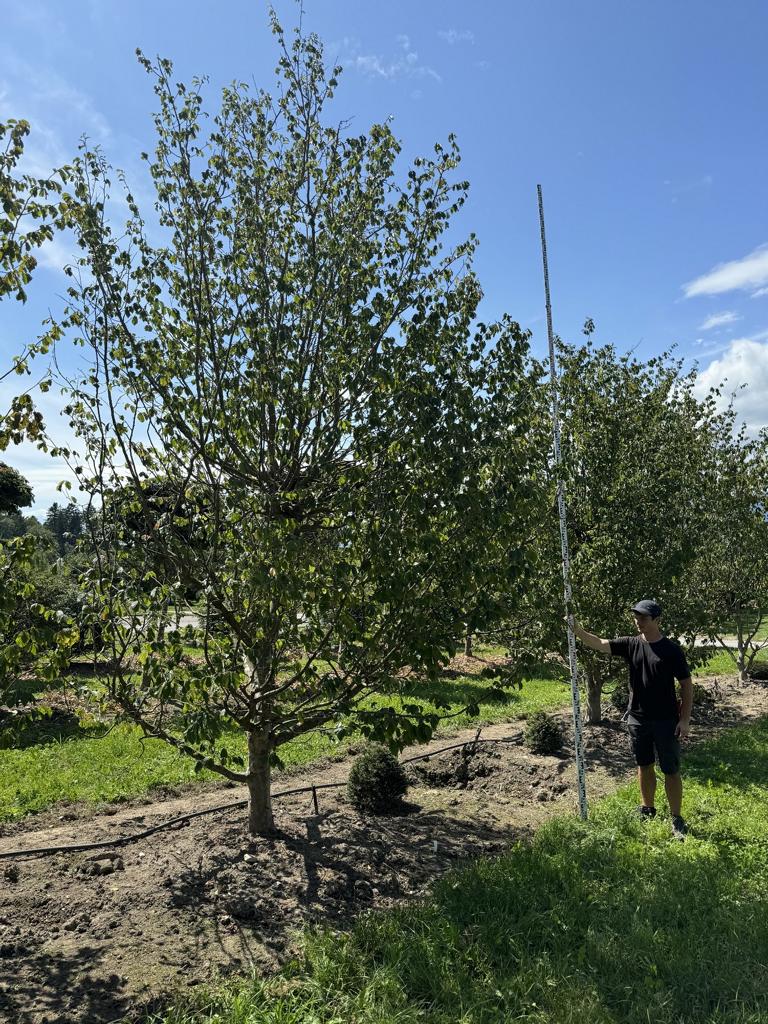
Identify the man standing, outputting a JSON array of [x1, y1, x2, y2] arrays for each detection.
[[572, 600, 693, 838]]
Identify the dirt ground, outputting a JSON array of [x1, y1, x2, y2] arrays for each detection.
[[1, 676, 767, 1024]]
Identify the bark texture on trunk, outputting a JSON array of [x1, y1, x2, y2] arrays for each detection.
[[585, 666, 603, 724], [464, 629, 473, 657], [247, 729, 274, 835]]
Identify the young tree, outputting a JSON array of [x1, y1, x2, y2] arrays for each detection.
[[56, 22, 541, 834]]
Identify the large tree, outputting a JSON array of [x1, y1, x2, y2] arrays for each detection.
[[44, 501, 85, 557], [55, 21, 541, 834], [1, 124, 76, 708], [0, 463, 33, 514], [0, 468, 75, 708]]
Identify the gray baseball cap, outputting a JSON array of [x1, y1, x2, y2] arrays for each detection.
[[631, 599, 662, 618]]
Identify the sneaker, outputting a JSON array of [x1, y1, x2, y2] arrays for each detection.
[[671, 815, 688, 839], [637, 805, 657, 820]]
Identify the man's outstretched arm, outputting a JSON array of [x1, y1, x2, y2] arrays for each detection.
[[570, 617, 612, 654]]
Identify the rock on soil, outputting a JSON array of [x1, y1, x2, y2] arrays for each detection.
[[0, 676, 766, 1024]]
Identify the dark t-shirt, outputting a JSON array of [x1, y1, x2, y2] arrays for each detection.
[[609, 635, 691, 722]]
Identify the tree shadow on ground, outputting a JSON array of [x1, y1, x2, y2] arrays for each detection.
[[579, 718, 637, 779], [0, 707, 105, 750], [400, 676, 518, 710], [0, 945, 132, 1024], [161, 800, 526, 964]]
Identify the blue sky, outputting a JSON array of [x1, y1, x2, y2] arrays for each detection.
[[2, 0, 767, 515]]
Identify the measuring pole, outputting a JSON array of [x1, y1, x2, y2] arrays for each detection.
[[537, 184, 588, 820]]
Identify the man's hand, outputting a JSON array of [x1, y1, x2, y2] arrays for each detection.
[[676, 717, 690, 741]]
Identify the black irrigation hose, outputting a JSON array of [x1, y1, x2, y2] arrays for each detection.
[[0, 729, 525, 861]]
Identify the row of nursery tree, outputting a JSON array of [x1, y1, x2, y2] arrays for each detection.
[[1, 18, 767, 833]]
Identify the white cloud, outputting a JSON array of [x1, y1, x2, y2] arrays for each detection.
[[698, 311, 741, 331], [0, 51, 112, 204], [438, 29, 475, 45], [684, 244, 768, 299], [753, 287, 768, 298], [695, 336, 768, 435], [1, 52, 110, 145], [340, 37, 441, 83], [34, 234, 80, 275], [5, 0, 69, 39]]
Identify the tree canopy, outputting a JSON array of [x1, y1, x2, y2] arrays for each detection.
[[0, 463, 34, 514]]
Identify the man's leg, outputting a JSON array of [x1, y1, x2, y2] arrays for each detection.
[[628, 722, 656, 811], [638, 763, 657, 808], [655, 721, 686, 835], [654, 720, 682, 815], [664, 772, 683, 816]]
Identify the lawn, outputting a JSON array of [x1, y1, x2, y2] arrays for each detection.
[[693, 646, 768, 677], [150, 716, 768, 1024]]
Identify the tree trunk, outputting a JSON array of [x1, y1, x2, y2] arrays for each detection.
[[737, 649, 749, 683], [246, 729, 274, 835], [585, 664, 603, 724], [464, 628, 473, 657]]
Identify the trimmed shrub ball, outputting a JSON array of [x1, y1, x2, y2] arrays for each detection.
[[347, 743, 408, 814], [524, 710, 564, 755]]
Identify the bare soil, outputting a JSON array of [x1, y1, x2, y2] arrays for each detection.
[[1, 676, 767, 1024]]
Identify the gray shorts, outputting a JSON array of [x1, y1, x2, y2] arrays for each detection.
[[626, 718, 680, 775]]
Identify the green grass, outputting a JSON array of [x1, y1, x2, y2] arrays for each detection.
[[694, 646, 768, 677], [150, 717, 768, 1024], [0, 652, 571, 821], [716, 619, 768, 643]]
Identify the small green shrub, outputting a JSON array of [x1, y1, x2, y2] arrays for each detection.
[[347, 744, 408, 814], [524, 710, 564, 755]]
